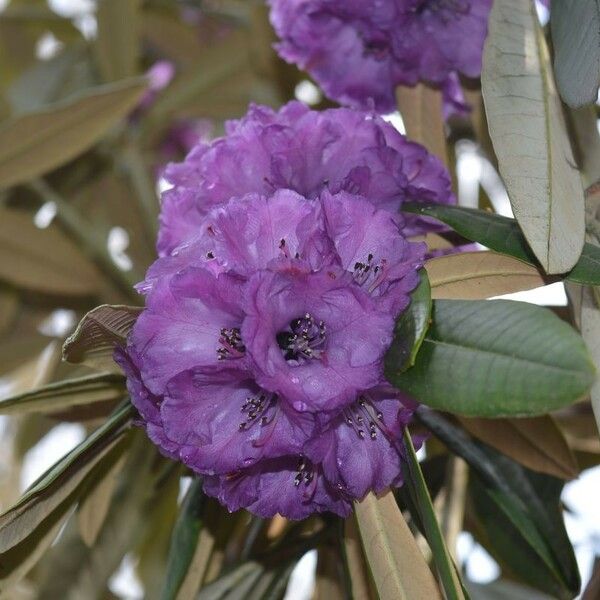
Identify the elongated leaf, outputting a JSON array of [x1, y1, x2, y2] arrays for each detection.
[[468, 580, 554, 600], [417, 410, 580, 596], [146, 31, 248, 124], [6, 44, 85, 113], [0, 287, 18, 334], [388, 300, 596, 417], [31, 435, 159, 598], [196, 562, 263, 600], [343, 518, 376, 600], [0, 373, 126, 415], [402, 430, 466, 600], [458, 416, 578, 480], [0, 500, 75, 587], [579, 287, 600, 435], [482, 0, 585, 273], [402, 204, 600, 286], [175, 534, 215, 598], [96, 0, 140, 82], [63, 304, 142, 371], [551, 0, 600, 108], [314, 546, 346, 600], [396, 84, 448, 165], [470, 476, 573, 599], [0, 403, 133, 553], [135, 466, 181, 597], [161, 478, 206, 600], [0, 208, 103, 296], [77, 450, 127, 547], [427, 251, 547, 299], [354, 490, 441, 600], [385, 269, 431, 374], [0, 78, 146, 188]]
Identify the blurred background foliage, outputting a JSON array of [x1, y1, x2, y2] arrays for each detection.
[[0, 1, 598, 599]]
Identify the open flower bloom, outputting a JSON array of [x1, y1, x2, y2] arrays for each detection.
[[269, 0, 493, 114], [118, 103, 453, 518], [157, 101, 454, 257]]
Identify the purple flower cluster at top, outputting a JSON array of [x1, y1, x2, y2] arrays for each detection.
[[117, 102, 454, 518], [269, 0, 494, 114]]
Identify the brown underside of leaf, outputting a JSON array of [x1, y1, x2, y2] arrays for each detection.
[[458, 415, 579, 479], [427, 251, 548, 300], [354, 490, 442, 600], [0, 208, 103, 297], [396, 84, 448, 167]]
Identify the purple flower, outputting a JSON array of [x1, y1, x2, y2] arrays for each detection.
[[116, 103, 455, 518], [158, 101, 454, 257], [268, 0, 493, 114], [121, 185, 424, 518]]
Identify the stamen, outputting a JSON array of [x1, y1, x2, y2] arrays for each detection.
[[353, 252, 388, 293], [344, 395, 391, 442], [239, 392, 278, 432], [294, 455, 318, 499], [217, 327, 245, 360]]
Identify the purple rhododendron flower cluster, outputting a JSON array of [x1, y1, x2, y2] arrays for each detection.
[[269, 0, 494, 114], [118, 102, 454, 518]]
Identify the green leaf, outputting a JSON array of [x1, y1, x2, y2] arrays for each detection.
[[0, 497, 76, 587], [77, 449, 126, 547], [385, 269, 431, 374], [7, 44, 87, 112], [388, 299, 596, 417], [416, 410, 580, 597], [551, 0, 600, 108], [482, 0, 585, 274], [196, 562, 264, 600], [402, 203, 600, 286], [0, 78, 146, 188], [161, 478, 206, 600], [95, 0, 141, 82], [470, 476, 574, 599], [467, 579, 554, 600], [63, 304, 143, 372], [0, 403, 133, 554], [401, 430, 467, 600], [0, 373, 126, 415], [354, 490, 442, 600]]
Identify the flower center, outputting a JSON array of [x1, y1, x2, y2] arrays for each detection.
[[217, 327, 245, 360], [276, 313, 326, 362]]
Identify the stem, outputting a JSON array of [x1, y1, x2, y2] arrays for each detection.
[[28, 178, 141, 303]]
